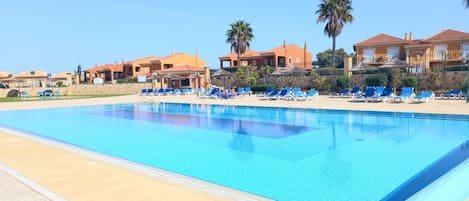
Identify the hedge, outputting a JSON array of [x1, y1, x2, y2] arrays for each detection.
[[316, 67, 344, 75]]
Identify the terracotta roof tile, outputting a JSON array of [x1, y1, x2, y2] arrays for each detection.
[[125, 56, 160, 64], [159, 65, 204, 72], [219, 50, 259, 59], [355, 34, 407, 45], [86, 64, 123, 72], [424, 29, 469, 41], [403, 39, 432, 47]]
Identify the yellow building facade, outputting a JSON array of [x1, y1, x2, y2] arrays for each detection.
[[354, 29, 469, 70]]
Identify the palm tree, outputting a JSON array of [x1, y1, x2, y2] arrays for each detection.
[[226, 20, 254, 67], [466, 0, 469, 8], [260, 65, 273, 84], [316, 0, 353, 68]]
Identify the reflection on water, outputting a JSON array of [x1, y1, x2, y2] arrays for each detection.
[[229, 119, 255, 153]]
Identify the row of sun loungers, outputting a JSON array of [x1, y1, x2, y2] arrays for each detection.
[[140, 86, 463, 103], [258, 87, 319, 101], [348, 86, 436, 104], [140, 88, 194, 96]]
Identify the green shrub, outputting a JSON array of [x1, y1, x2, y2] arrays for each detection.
[[430, 72, 443, 90], [462, 78, 469, 92], [336, 75, 351, 89], [365, 74, 387, 86], [445, 65, 469, 72], [322, 78, 332, 91], [403, 76, 417, 88], [251, 84, 275, 92], [116, 78, 136, 84], [317, 67, 344, 75]]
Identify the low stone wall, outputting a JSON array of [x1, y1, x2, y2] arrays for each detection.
[[0, 83, 149, 97], [68, 83, 148, 96]]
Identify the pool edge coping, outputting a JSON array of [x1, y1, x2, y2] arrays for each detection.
[[0, 126, 272, 201]]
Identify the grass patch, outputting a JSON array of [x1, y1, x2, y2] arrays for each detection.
[[0, 94, 128, 102]]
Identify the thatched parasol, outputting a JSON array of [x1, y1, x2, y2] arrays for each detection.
[[350, 62, 377, 71], [211, 68, 232, 77], [211, 69, 232, 88], [378, 59, 413, 69], [284, 65, 306, 74], [163, 73, 185, 80]]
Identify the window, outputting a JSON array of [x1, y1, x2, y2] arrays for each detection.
[[252, 60, 257, 66], [363, 49, 375, 63], [296, 57, 301, 63], [288, 57, 292, 65], [264, 59, 268, 65], [181, 79, 190, 86], [434, 45, 447, 60], [135, 67, 141, 72], [387, 47, 400, 60], [463, 44, 469, 59]]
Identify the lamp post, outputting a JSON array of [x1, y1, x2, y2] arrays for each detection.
[[464, 58, 469, 103], [195, 72, 200, 96]]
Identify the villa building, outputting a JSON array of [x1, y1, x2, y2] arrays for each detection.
[[84, 51, 207, 85], [0, 71, 10, 80], [219, 41, 312, 70], [354, 29, 469, 70]]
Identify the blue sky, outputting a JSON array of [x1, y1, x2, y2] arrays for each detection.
[[0, 0, 468, 73]]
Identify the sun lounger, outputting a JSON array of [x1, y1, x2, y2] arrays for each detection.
[[296, 90, 319, 101], [338, 88, 350, 97], [372, 87, 393, 102], [441, 89, 462, 99], [245, 87, 251, 96], [374, 86, 385, 97], [413, 91, 434, 103], [53, 90, 60, 99], [392, 87, 415, 103], [351, 86, 362, 97], [269, 89, 288, 100], [259, 89, 279, 100], [276, 89, 291, 100], [20, 91, 31, 100], [146, 88, 154, 95], [355, 87, 375, 102], [140, 88, 147, 96]]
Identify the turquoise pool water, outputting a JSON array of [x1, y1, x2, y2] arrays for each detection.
[[0, 103, 468, 201]]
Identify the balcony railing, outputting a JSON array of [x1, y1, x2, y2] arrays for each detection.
[[360, 56, 406, 64]]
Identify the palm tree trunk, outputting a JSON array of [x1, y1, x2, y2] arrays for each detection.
[[237, 49, 241, 67], [331, 36, 336, 68]]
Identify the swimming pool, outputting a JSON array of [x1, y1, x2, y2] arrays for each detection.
[[0, 102, 468, 201]]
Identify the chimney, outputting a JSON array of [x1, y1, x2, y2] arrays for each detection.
[[121, 57, 124, 65], [171, 48, 174, 56], [304, 41, 308, 68], [405, 32, 408, 40], [195, 50, 199, 67], [409, 32, 413, 41], [283, 40, 286, 48]]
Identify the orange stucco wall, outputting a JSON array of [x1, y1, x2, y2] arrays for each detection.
[[159, 53, 206, 70], [356, 45, 406, 63]]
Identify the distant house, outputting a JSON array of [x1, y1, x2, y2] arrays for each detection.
[[84, 51, 207, 84], [354, 29, 469, 69], [219, 41, 312, 69]]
